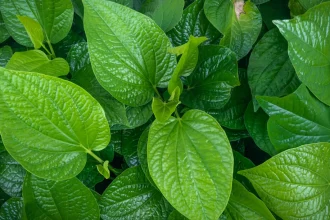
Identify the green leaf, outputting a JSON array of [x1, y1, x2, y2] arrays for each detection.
[[6, 50, 69, 77], [0, 46, 12, 67], [248, 29, 300, 111], [100, 166, 171, 219], [168, 36, 207, 94], [97, 160, 110, 179], [152, 97, 180, 122], [257, 85, 330, 152], [0, 13, 10, 44], [168, 210, 189, 220], [52, 30, 85, 58], [244, 102, 277, 156], [224, 128, 250, 142], [251, 0, 270, 4], [110, 0, 134, 7], [207, 69, 251, 130], [148, 109, 233, 219], [141, 0, 184, 32], [76, 155, 104, 188], [17, 16, 44, 49], [68, 42, 153, 129], [181, 45, 239, 110], [274, 2, 330, 106], [220, 1, 262, 60], [239, 142, 330, 220], [23, 173, 100, 220], [232, 150, 255, 191], [289, 0, 330, 16], [0, 0, 74, 47], [0, 67, 110, 180], [0, 198, 25, 220], [167, 0, 221, 46], [0, 151, 26, 197], [259, 0, 290, 29], [0, 188, 10, 207], [221, 180, 275, 220], [83, 0, 176, 107]]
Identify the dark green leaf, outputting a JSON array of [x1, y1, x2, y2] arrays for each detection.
[[0, 198, 24, 220], [0, 46, 12, 67], [52, 30, 85, 58], [239, 142, 330, 220], [224, 128, 250, 142], [259, 0, 291, 29], [148, 110, 233, 219], [84, 0, 176, 107], [76, 156, 104, 188], [168, 210, 189, 220], [0, 13, 10, 44]]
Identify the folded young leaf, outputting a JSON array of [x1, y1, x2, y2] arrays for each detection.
[[220, 180, 275, 220], [100, 166, 171, 219], [0, 198, 25, 220], [6, 50, 69, 77], [274, 2, 330, 106], [23, 174, 100, 220], [17, 16, 44, 49], [83, 0, 176, 107], [181, 45, 239, 110], [239, 142, 330, 220], [148, 110, 233, 220], [0, 67, 110, 180], [248, 29, 300, 111], [0, 0, 74, 47], [0, 151, 26, 197], [97, 160, 110, 179], [257, 85, 330, 152]]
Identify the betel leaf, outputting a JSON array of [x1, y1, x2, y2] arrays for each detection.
[[52, 30, 85, 58], [76, 155, 104, 188], [23, 173, 100, 220], [248, 28, 300, 111], [244, 102, 277, 156], [68, 42, 153, 130], [257, 85, 330, 152], [251, 0, 270, 4], [232, 150, 255, 192], [0, 46, 12, 67], [141, 0, 184, 32], [6, 50, 69, 77], [0, 13, 10, 44], [167, 0, 221, 46], [0, 67, 110, 180], [0, 198, 25, 220], [224, 128, 250, 142], [0, 151, 26, 197], [181, 45, 239, 110], [220, 1, 262, 60], [289, 0, 330, 16], [239, 142, 330, 220], [274, 2, 330, 106], [100, 166, 171, 220], [17, 16, 44, 49], [208, 69, 251, 130], [0, 189, 10, 207], [97, 160, 110, 179], [0, 0, 74, 47], [148, 110, 233, 219], [110, 0, 134, 7], [83, 0, 176, 107], [258, 0, 290, 29], [220, 180, 275, 220], [168, 210, 189, 220], [168, 36, 207, 94]]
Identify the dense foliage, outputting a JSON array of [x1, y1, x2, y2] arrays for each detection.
[[0, 0, 329, 219]]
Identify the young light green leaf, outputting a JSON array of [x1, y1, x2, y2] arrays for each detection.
[[6, 50, 69, 77], [239, 142, 330, 220], [220, 1, 262, 60], [0, 13, 10, 44], [97, 160, 110, 179], [141, 0, 184, 32], [17, 16, 44, 49], [248, 29, 300, 111], [274, 2, 330, 106], [0, 67, 110, 180], [148, 110, 233, 220], [100, 166, 171, 220], [0, 198, 25, 220], [168, 36, 207, 94], [257, 85, 330, 152], [221, 180, 275, 220], [152, 97, 180, 122], [208, 69, 251, 130], [0, 0, 74, 47], [68, 42, 153, 130], [244, 102, 277, 156], [181, 45, 239, 110], [23, 173, 100, 220], [83, 0, 176, 107], [0, 151, 26, 197], [167, 0, 221, 46], [0, 46, 12, 67]]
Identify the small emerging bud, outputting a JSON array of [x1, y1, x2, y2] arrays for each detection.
[[234, 0, 245, 19]]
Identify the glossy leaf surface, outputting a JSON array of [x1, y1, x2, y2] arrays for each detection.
[[148, 110, 233, 219], [0, 67, 110, 180], [0, 198, 24, 220], [239, 143, 330, 219]]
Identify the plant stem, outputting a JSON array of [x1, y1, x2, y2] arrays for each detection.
[[86, 149, 123, 176], [175, 109, 181, 119], [86, 149, 104, 163], [41, 43, 52, 56], [47, 40, 56, 58]]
